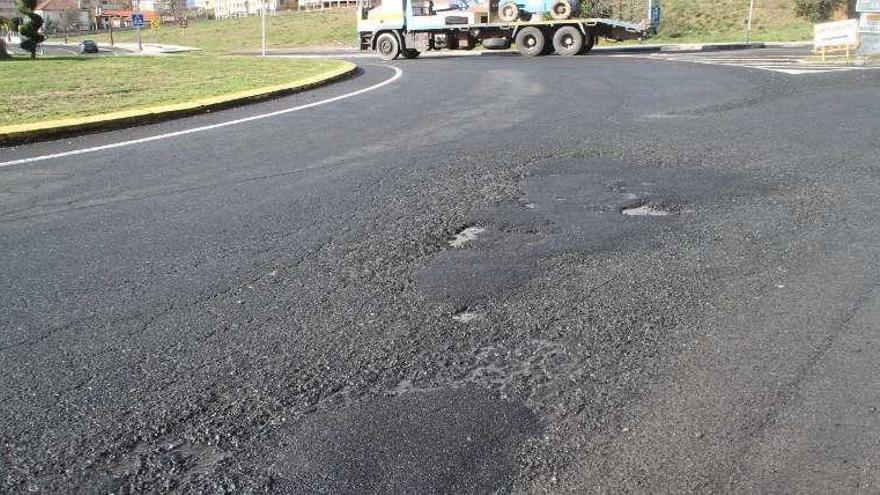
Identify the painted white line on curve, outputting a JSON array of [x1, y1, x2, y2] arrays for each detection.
[[0, 65, 403, 168]]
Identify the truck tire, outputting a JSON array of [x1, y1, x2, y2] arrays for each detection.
[[376, 32, 401, 60], [549, 0, 573, 20], [580, 29, 595, 54], [552, 25, 583, 56], [515, 27, 546, 57], [402, 48, 420, 59], [498, 1, 519, 22], [482, 37, 511, 50]]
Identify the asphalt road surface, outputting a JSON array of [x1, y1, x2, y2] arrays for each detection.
[[2, 48, 880, 493]]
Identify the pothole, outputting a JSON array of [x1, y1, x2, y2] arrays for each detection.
[[621, 204, 670, 217], [449, 226, 485, 247]]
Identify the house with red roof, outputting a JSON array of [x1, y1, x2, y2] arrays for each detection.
[[34, 0, 91, 28]]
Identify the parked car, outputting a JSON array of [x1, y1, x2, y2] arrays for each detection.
[[79, 40, 99, 54]]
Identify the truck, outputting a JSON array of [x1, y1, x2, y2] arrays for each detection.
[[357, 0, 661, 59]]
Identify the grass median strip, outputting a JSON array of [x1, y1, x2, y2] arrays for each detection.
[[0, 54, 352, 127], [55, 9, 356, 54]]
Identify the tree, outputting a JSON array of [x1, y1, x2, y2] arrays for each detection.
[[794, 0, 843, 22], [17, 0, 45, 59], [60, 5, 81, 30], [0, 18, 9, 58], [0, 17, 10, 58], [43, 16, 57, 34]]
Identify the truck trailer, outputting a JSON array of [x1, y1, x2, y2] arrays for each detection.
[[357, 0, 661, 59]]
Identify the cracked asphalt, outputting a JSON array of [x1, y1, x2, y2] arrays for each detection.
[[2, 49, 880, 493]]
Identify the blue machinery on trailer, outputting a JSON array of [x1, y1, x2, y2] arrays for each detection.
[[357, 0, 660, 59]]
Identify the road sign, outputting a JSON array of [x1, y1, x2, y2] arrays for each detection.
[[178, 18, 188, 29], [813, 19, 859, 48], [150, 19, 160, 30], [859, 13, 880, 56], [857, 0, 880, 12], [860, 12, 880, 33], [132, 12, 145, 28]]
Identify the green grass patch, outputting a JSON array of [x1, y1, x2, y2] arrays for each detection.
[[50, 1, 811, 53], [53, 9, 357, 53], [0, 54, 348, 126], [652, 0, 812, 43]]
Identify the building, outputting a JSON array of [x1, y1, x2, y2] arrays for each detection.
[[214, 0, 253, 18], [213, 0, 281, 18], [34, 0, 91, 28], [194, 0, 214, 15], [1, 0, 19, 18], [297, 0, 355, 11], [195, 0, 212, 13]]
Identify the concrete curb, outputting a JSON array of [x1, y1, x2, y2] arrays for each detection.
[[0, 61, 357, 145], [594, 42, 767, 54], [251, 41, 773, 59]]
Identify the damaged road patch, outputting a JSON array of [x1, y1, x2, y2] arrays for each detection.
[[415, 156, 753, 308], [449, 226, 486, 248], [622, 204, 671, 217], [269, 388, 539, 494]]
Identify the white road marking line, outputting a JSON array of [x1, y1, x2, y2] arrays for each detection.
[[632, 52, 880, 76], [0, 65, 403, 168], [757, 66, 863, 74]]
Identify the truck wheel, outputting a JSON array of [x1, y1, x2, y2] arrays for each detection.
[[552, 26, 583, 56], [376, 32, 401, 60], [498, 1, 519, 22], [549, 0, 573, 20], [515, 27, 546, 57], [580, 30, 595, 54], [402, 48, 420, 59]]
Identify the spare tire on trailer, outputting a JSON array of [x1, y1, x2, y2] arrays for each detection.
[[482, 37, 511, 50], [515, 26, 546, 57], [548, 0, 576, 20], [498, 1, 519, 22]]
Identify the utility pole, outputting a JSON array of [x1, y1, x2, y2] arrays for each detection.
[[746, 0, 755, 43]]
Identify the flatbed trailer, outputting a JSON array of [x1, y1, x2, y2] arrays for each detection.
[[357, 0, 660, 59]]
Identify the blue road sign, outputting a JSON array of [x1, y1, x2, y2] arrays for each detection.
[[132, 13, 145, 28]]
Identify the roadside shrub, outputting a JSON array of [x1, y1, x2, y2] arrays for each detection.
[[17, 0, 46, 58], [43, 17, 56, 33], [794, 0, 841, 22]]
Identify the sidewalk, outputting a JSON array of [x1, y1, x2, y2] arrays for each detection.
[[45, 41, 201, 54], [111, 42, 202, 54]]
